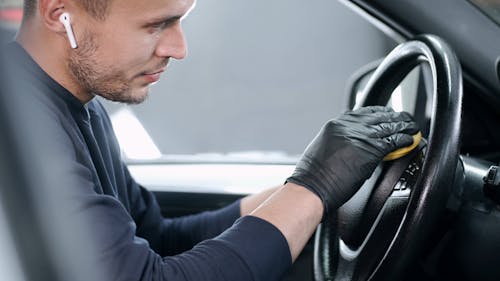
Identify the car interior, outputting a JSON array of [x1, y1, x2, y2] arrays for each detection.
[[1, 0, 500, 280]]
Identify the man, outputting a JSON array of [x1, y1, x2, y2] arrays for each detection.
[[3, 0, 418, 280]]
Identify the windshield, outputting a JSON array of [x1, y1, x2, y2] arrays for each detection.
[[469, 0, 500, 26]]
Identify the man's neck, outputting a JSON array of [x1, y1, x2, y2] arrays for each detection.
[[16, 22, 94, 104]]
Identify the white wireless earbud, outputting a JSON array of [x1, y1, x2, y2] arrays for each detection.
[[59, 12, 78, 49]]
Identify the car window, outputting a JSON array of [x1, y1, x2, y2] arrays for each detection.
[[100, 0, 398, 161]]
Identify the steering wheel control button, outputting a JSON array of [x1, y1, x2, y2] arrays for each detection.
[[400, 181, 407, 190], [392, 152, 425, 198], [406, 162, 420, 176], [393, 180, 411, 196], [383, 131, 422, 161], [483, 165, 500, 205], [394, 181, 402, 190]]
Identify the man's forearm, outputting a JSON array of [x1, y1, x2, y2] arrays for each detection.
[[240, 186, 281, 216], [249, 183, 323, 261]]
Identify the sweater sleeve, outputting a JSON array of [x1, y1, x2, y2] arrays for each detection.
[[159, 216, 292, 281], [72, 185, 292, 281], [160, 198, 241, 255], [124, 165, 241, 256]]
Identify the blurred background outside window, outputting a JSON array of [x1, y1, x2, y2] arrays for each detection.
[[1, 0, 396, 161]]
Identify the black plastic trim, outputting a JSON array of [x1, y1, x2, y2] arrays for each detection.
[[346, 0, 500, 107], [497, 57, 500, 86], [153, 191, 244, 218]]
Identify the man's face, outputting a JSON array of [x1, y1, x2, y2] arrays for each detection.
[[69, 0, 195, 104]]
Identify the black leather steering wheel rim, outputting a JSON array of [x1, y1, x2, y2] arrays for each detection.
[[314, 34, 463, 281]]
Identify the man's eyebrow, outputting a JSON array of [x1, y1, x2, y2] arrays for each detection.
[[143, 1, 196, 26], [145, 15, 182, 26]]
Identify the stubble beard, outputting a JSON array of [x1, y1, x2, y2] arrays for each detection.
[[68, 30, 148, 104]]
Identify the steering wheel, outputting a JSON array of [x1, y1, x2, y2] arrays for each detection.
[[313, 35, 463, 281]]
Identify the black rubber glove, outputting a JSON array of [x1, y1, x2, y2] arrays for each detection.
[[286, 106, 419, 216]]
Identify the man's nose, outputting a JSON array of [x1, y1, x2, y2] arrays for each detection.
[[155, 23, 187, 60]]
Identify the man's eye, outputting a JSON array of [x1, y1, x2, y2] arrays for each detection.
[[151, 19, 177, 30], [151, 22, 166, 30]]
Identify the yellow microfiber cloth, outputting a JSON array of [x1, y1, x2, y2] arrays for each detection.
[[383, 131, 422, 161]]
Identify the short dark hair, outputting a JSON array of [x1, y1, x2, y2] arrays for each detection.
[[23, 0, 111, 21]]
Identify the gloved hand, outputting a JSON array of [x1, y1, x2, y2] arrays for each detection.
[[286, 106, 419, 216]]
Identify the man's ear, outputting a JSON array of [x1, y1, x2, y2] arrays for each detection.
[[38, 0, 67, 34]]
